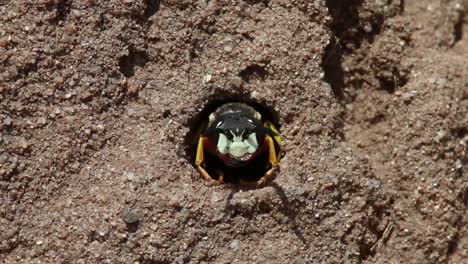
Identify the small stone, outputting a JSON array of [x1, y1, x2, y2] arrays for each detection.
[[308, 124, 322, 134], [203, 74, 213, 83], [54, 76, 64, 85], [18, 138, 29, 149], [367, 179, 381, 191], [363, 24, 373, 33], [37, 117, 47, 125], [435, 130, 446, 142], [231, 77, 243, 88], [224, 45, 233, 53], [65, 93, 72, 99], [36, 240, 43, 245], [180, 63, 190, 72], [64, 23, 78, 34], [436, 78, 448, 87], [229, 239, 240, 249], [126, 172, 137, 182], [250, 91, 258, 99], [401, 91, 417, 103], [0, 38, 9, 47], [127, 80, 139, 94], [122, 210, 140, 225], [72, 10, 82, 19], [169, 196, 181, 208], [3, 117, 12, 126], [253, 54, 263, 62]]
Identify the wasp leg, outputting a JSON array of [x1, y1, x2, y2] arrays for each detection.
[[264, 121, 282, 146], [195, 137, 223, 186], [256, 135, 279, 187], [239, 135, 279, 187], [215, 170, 225, 184]]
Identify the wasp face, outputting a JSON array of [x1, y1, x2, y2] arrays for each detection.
[[195, 102, 282, 186], [217, 128, 258, 158], [204, 103, 265, 167]]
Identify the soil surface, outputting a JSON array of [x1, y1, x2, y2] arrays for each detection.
[[1, 0, 467, 263]]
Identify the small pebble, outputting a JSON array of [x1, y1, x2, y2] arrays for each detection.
[[229, 239, 240, 249], [250, 91, 258, 99], [0, 38, 9, 47], [122, 210, 140, 225], [231, 77, 243, 88], [54, 76, 64, 85], [37, 117, 47, 125], [224, 45, 233, 52], [203, 74, 212, 83], [3, 117, 12, 126]]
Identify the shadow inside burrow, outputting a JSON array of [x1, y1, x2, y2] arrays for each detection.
[[222, 182, 308, 245], [118, 47, 149, 78], [183, 89, 282, 184]]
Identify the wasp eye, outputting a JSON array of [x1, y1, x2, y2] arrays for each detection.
[[224, 132, 233, 140], [242, 129, 251, 139]]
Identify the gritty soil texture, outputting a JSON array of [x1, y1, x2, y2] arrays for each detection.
[[0, 0, 467, 263]]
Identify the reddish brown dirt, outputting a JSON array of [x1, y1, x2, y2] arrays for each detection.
[[0, 0, 466, 263]]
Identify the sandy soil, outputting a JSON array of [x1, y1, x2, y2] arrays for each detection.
[[0, 0, 466, 263]]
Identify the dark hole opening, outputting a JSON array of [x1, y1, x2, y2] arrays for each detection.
[[239, 64, 268, 82], [144, 0, 161, 19], [184, 98, 281, 184], [454, 12, 465, 44], [55, 0, 71, 23], [118, 48, 149, 78]]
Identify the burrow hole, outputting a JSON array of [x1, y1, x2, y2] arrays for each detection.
[[239, 64, 268, 82], [144, 0, 161, 20], [184, 94, 282, 184], [118, 47, 149, 78]]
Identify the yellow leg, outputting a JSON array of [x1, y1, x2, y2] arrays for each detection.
[[240, 135, 279, 187], [256, 135, 279, 187], [195, 137, 206, 167], [195, 137, 223, 186], [215, 170, 225, 183], [266, 135, 278, 166], [264, 121, 282, 146]]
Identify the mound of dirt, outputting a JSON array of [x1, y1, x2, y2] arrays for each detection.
[[0, 0, 466, 263]]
